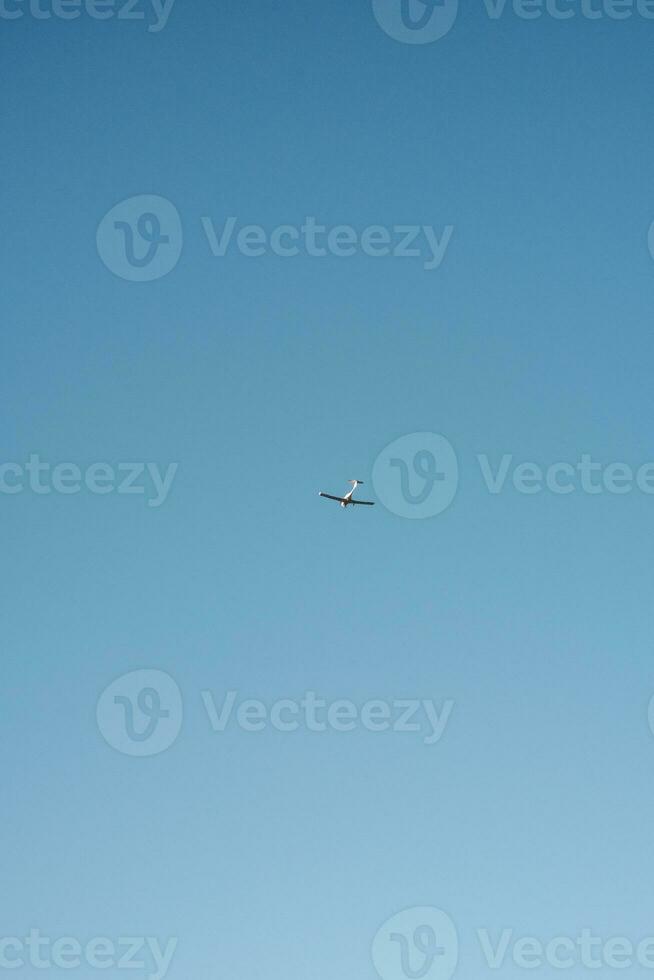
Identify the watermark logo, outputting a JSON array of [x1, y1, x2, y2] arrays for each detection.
[[97, 203, 453, 281], [372, 434, 654, 519], [373, 911, 654, 975], [372, 0, 654, 40], [97, 670, 183, 757], [96, 677, 454, 757], [97, 195, 182, 282], [372, 433, 459, 519], [372, 908, 459, 980], [372, 0, 458, 43]]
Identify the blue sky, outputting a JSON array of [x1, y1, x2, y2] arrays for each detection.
[[2, 1, 654, 979]]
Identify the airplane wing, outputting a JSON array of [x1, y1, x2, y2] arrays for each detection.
[[351, 499, 375, 506], [319, 492, 346, 503]]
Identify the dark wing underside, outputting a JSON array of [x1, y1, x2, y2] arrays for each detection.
[[350, 499, 375, 505], [319, 492, 347, 503]]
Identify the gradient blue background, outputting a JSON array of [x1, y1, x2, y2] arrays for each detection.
[[2, 1, 654, 977]]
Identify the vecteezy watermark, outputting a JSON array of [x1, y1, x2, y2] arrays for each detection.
[[372, 0, 459, 43], [201, 216, 453, 271], [476, 928, 654, 970], [372, 909, 654, 978], [97, 196, 183, 282], [0, 930, 177, 979], [0, 0, 176, 31], [0, 455, 178, 507], [97, 670, 184, 757], [96, 196, 454, 282], [373, 432, 654, 518], [372, 0, 654, 44], [476, 453, 654, 496], [372, 433, 459, 520], [480, 0, 654, 22], [372, 907, 459, 980], [96, 671, 455, 757], [201, 690, 454, 744]]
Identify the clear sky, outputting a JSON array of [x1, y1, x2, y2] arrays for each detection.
[[2, 1, 654, 979]]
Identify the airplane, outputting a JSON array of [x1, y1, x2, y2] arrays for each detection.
[[318, 480, 375, 509]]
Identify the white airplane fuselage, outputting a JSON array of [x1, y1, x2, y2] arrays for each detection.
[[340, 481, 360, 506]]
